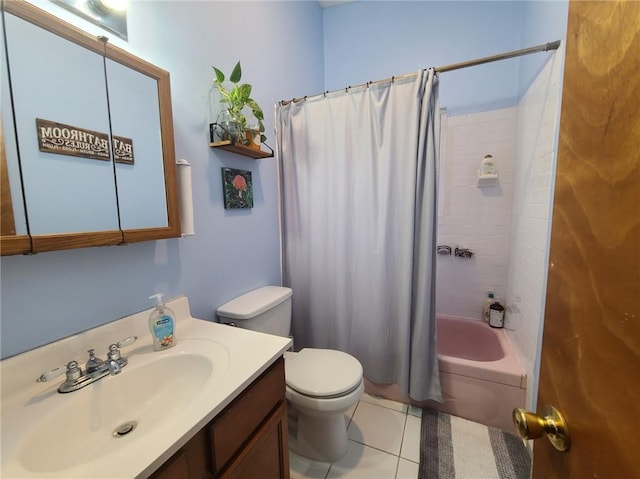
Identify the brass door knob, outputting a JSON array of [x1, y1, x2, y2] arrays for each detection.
[[512, 404, 570, 452]]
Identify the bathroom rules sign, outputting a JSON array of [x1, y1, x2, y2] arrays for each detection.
[[36, 118, 134, 164], [36, 118, 110, 161]]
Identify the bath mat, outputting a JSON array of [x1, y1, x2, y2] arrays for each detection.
[[419, 409, 531, 479]]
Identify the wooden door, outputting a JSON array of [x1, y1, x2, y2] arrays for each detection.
[[532, 1, 640, 477]]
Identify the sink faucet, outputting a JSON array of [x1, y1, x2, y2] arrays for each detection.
[[36, 336, 137, 393], [85, 349, 104, 374]]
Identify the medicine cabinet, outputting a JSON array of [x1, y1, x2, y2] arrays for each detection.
[[0, 0, 180, 256]]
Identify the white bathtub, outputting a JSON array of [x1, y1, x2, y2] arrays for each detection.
[[365, 315, 526, 432]]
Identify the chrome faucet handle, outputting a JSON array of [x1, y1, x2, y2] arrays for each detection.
[[107, 336, 137, 361], [107, 343, 122, 361], [106, 336, 137, 370], [36, 366, 66, 383], [116, 336, 137, 349], [65, 360, 82, 382], [36, 360, 82, 383]]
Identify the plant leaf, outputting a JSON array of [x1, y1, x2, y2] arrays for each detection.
[[230, 61, 242, 83], [246, 99, 263, 119], [215, 83, 230, 100], [212, 66, 225, 84], [238, 84, 252, 102]]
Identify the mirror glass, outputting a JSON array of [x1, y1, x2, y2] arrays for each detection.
[[106, 58, 168, 230], [0, 12, 28, 239], [4, 11, 120, 235]]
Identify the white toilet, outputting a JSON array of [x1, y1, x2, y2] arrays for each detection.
[[217, 286, 364, 462]]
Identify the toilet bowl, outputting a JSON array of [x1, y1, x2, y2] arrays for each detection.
[[216, 286, 364, 462], [284, 349, 364, 462]]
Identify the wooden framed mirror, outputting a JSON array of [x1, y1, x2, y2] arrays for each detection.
[[0, 0, 180, 255]]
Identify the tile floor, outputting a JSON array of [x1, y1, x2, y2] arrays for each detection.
[[289, 393, 423, 479]]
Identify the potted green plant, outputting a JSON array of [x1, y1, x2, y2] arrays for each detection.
[[212, 61, 266, 147]]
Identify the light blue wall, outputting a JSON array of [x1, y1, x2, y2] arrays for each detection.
[[518, 1, 570, 94], [0, 1, 324, 359], [323, 1, 567, 115], [323, 1, 524, 114], [0, 0, 568, 359]]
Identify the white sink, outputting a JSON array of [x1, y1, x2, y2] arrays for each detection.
[[16, 339, 229, 473], [1, 297, 291, 478]]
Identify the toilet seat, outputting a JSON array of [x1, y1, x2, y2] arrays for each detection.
[[285, 348, 363, 398]]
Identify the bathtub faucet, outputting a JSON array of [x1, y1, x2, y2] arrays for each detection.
[[454, 247, 474, 258]]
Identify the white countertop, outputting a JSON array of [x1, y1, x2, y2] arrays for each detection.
[[0, 296, 292, 478]]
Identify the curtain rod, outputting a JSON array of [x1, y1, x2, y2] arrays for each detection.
[[436, 40, 561, 73], [279, 40, 561, 106]]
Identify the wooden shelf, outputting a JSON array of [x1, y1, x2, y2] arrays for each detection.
[[209, 140, 274, 159]]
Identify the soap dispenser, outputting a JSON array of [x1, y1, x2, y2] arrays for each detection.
[[148, 293, 176, 351]]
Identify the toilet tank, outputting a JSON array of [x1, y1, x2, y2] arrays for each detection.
[[216, 286, 292, 337]]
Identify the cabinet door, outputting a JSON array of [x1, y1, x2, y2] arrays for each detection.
[[220, 402, 290, 479], [105, 58, 168, 231], [4, 11, 120, 236], [149, 449, 191, 479]]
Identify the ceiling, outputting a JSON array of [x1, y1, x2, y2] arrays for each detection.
[[318, 1, 357, 8]]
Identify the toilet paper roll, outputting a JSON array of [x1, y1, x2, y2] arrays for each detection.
[[176, 159, 195, 236]]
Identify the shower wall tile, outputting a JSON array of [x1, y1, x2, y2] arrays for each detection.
[[437, 106, 517, 319]]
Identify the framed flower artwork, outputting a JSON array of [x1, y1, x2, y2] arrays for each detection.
[[221, 168, 253, 209]]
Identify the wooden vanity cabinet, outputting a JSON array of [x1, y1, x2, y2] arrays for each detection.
[[150, 357, 289, 479]]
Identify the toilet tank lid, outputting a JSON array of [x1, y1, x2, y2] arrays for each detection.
[[217, 286, 292, 320]]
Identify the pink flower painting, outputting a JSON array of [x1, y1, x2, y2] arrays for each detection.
[[222, 168, 253, 209]]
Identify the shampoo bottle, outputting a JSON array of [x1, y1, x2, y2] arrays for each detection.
[[148, 293, 176, 351], [488, 299, 505, 328], [483, 292, 495, 322]]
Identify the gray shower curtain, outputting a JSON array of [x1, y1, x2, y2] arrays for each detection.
[[276, 69, 441, 401]]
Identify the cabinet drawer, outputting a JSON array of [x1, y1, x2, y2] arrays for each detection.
[[210, 358, 285, 472]]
